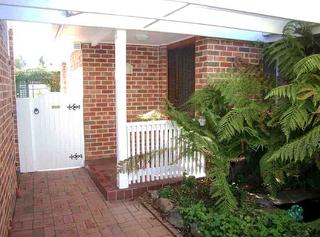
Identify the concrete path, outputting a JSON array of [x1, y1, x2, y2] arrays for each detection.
[[11, 168, 173, 237]]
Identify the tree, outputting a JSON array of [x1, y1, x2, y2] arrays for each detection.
[[16, 68, 60, 92], [14, 55, 26, 69], [38, 56, 46, 68]]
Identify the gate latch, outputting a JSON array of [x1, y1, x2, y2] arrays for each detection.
[[69, 153, 83, 160], [67, 104, 81, 110]]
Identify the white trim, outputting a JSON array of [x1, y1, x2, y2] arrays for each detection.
[[0, 4, 285, 34], [35, 165, 84, 172], [127, 120, 173, 126], [1, 0, 319, 42], [171, 0, 320, 24], [115, 29, 129, 189], [0, 2, 292, 41]]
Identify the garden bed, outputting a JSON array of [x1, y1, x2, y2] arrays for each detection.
[[139, 175, 320, 237]]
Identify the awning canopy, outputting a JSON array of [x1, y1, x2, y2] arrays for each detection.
[[1, 0, 319, 42]]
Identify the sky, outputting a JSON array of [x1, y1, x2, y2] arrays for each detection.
[[11, 21, 72, 70]]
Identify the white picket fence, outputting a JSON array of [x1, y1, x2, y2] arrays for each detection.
[[125, 120, 206, 185]]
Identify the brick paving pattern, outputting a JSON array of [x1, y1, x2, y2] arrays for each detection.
[[11, 168, 173, 237]]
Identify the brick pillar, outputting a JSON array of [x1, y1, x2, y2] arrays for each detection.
[[195, 37, 262, 90]]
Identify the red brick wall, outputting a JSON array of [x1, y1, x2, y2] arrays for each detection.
[[81, 43, 167, 160], [159, 46, 168, 110], [78, 37, 261, 161], [195, 37, 262, 89], [0, 22, 18, 237], [126, 45, 166, 120]]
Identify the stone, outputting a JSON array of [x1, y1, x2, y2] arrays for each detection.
[[190, 223, 203, 237], [148, 190, 159, 200], [157, 198, 174, 213], [256, 198, 274, 208], [269, 190, 320, 205], [246, 192, 274, 208], [167, 208, 184, 228]]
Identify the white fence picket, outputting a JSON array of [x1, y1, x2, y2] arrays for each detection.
[[125, 120, 206, 187]]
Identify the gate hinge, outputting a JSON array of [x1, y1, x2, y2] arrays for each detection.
[[69, 153, 83, 160], [67, 104, 81, 110]]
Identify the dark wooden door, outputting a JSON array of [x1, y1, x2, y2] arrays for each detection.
[[168, 44, 195, 109]]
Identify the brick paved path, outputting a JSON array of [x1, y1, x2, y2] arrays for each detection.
[[11, 168, 173, 237]]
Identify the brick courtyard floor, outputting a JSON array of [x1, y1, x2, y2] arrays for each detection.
[[11, 168, 173, 237]]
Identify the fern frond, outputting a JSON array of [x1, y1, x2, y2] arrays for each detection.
[[218, 106, 259, 141], [282, 21, 312, 37], [265, 84, 300, 101], [260, 152, 281, 195], [210, 173, 238, 211], [208, 154, 238, 211], [269, 124, 320, 163], [264, 36, 305, 79], [279, 104, 309, 139], [211, 74, 266, 107], [294, 54, 320, 78]]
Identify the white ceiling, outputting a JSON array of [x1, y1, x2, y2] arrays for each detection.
[[57, 25, 191, 46], [1, 0, 319, 42]]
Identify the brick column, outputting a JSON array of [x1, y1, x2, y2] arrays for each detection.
[[195, 37, 262, 90]]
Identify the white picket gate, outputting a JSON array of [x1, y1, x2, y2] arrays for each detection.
[[16, 68, 85, 172], [126, 120, 206, 184]]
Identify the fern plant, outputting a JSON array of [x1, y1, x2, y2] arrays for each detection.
[[168, 21, 320, 204], [166, 68, 272, 211], [261, 21, 320, 194]]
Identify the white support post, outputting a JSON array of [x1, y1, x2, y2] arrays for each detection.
[[115, 29, 129, 189]]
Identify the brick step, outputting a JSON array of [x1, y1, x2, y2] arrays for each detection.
[[85, 158, 182, 201]]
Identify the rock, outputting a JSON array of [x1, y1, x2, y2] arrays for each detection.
[[190, 223, 203, 237], [168, 208, 184, 228], [246, 192, 274, 208], [157, 198, 174, 213], [256, 198, 274, 208], [269, 190, 320, 205], [148, 190, 159, 200]]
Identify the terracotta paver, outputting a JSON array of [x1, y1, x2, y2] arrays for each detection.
[[11, 168, 173, 237]]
